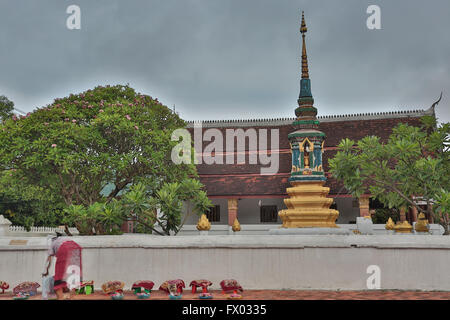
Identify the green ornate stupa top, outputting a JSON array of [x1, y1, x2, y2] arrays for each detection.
[[288, 12, 326, 183], [294, 11, 318, 128]]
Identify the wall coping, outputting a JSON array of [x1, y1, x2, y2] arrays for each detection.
[[1, 234, 450, 251]]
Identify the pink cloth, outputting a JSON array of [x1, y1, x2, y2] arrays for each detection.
[[53, 240, 82, 290]]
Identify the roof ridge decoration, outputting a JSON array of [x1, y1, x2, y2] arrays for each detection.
[[187, 108, 431, 127], [430, 92, 442, 114]]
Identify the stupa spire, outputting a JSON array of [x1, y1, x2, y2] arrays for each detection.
[[295, 11, 316, 122], [300, 11, 309, 79]]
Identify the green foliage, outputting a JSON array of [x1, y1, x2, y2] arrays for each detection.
[[156, 182, 184, 234], [159, 178, 212, 235], [63, 201, 125, 235], [329, 118, 449, 232], [0, 96, 14, 122], [0, 170, 64, 229], [433, 189, 450, 235], [0, 85, 196, 206], [371, 208, 400, 224], [121, 182, 157, 234], [0, 85, 198, 229], [119, 178, 212, 236]]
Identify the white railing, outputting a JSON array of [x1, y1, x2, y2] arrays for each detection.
[[9, 226, 61, 233], [6, 225, 79, 237]]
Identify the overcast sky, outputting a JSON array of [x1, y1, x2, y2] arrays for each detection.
[[0, 0, 449, 123]]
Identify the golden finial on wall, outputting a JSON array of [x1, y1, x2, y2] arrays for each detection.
[[385, 217, 395, 230], [196, 214, 211, 231], [394, 220, 413, 233], [414, 213, 429, 233], [232, 218, 241, 232]]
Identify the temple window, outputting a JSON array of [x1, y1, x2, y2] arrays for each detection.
[[206, 205, 221, 222], [260, 205, 278, 223]]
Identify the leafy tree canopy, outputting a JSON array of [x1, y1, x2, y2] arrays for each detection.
[[121, 179, 212, 236], [0, 85, 197, 211], [329, 117, 449, 233], [0, 169, 65, 229], [62, 178, 212, 236], [0, 95, 14, 122]]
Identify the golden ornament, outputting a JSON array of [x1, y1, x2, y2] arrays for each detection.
[[385, 217, 395, 230], [232, 218, 241, 232], [414, 213, 429, 233], [196, 214, 211, 231], [394, 220, 413, 233]]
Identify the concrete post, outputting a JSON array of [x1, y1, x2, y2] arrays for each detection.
[[0, 215, 12, 237]]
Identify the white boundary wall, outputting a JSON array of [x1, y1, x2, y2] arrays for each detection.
[[174, 224, 444, 235], [1, 234, 450, 292]]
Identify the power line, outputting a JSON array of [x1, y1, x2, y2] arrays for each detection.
[[13, 107, 27, 115]]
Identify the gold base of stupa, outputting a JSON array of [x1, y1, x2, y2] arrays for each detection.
[[279, 181, 339, 228]]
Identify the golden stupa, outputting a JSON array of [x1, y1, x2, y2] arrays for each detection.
[[278, 12, 339, 228]]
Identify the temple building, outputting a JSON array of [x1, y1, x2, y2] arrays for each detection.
[[183, 12, 437, 227], [184, 109, 435, 226]]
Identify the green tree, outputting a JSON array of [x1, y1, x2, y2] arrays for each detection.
[[0, 95, 14, 122], [433, 188, 450, 234], [63, 201, 125, 235], [0, 85, 197, 233], [329, 117, 449, 234], [175, 178, 212, 235], [155, 179, 212, 235], [121, 182, 160, 235], [371, 208, 400, 224], [0, 169, 65, 229], [121, 179, 212, 236]]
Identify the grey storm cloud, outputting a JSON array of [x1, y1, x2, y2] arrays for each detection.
[[0, 0, 449, 123]]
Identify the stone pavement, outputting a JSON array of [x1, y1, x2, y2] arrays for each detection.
[[1, 290, 449, 300]]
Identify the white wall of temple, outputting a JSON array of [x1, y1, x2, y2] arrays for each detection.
[[182, 198, 287, 225], [335, 198, 360, 224], [182, 198, 230, 225], [182, 197, 359, 225], [236, 198, 285, 224]]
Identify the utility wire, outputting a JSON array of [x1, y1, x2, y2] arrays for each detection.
[[13, 107, 27, 115]]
